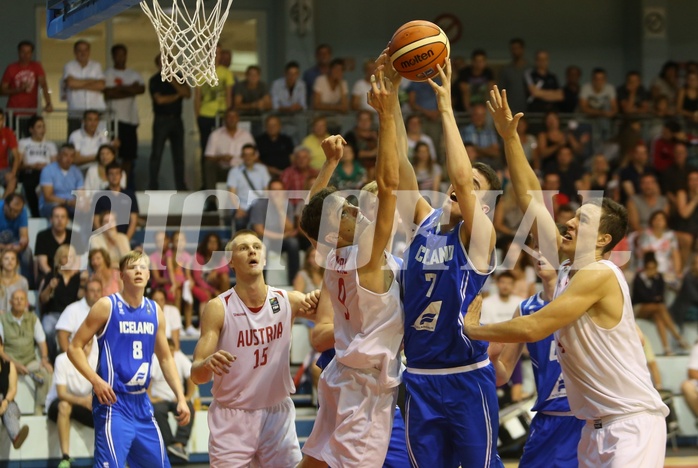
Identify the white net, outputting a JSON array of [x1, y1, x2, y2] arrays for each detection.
[[141, 0, 234, 87]]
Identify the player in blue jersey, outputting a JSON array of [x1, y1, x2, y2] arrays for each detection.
[[374, 52, 503, 467], [68, 251, 190, 468], [489, 245, 584, 468]]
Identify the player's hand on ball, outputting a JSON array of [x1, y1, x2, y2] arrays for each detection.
[[426, 60, 453, 112], [204, 350, 236, 376], [176, 398, 191, 426], [375, 47, 401, 86], [487, 85, 523, 140], [93, 377, 117, 405], [320, 135, 347, 164], [367, 70, 396, 115]]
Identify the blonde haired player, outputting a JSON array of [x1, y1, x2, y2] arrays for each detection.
[[190, 230, 318, 467]]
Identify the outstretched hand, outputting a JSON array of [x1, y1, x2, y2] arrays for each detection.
[[487, 85, 523, 140], [426, 60, 453, 113], [367, 69, 397, 115], [320, 135, 347, 164]]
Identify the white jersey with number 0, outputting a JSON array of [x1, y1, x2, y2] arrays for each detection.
[[553, 259, 668, 420], [211, 286, 295, 410], [324, 245, 403, 388]]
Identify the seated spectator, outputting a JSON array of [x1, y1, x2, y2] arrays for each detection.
[[516, 117, 537, 165], [227, 144, 271, 231], [632, 252, 687, 355], [652, 120, 682, 174], [233, 65, 271, 116], [559, 65, 582, 113], [1, 289, 52, 415], [651, 61, 679, 114], [250, 179, 300, 285], [543, 146, 584, 202], [68, 110, 111, 169], [524, 50, 563, 113], [535, 111, 584, 172], [344, 110, 378, 174], [39, 143, 84, 219], [89, 210, 130, 268], [681, 341, 698, 421], [405, 114, 437, 162], [301, 117, 330, 170], [18, 115, 56, 217], [678, 71, 698, 131], [280, 146, 318, 198], [626, 173, 669, 233], [45, 339, 95, 468], [149, 231, 171, 292], [351, 59, 376, 112], [455, 48, 494, 112], [150, 289, 181, 351], [93, 162, 139, 241], [0, 111, 19, 198], [407, 80, 442, 162], [270, 61, 306, 114], [0, 334, 29, 449], [638, 211, 682, 287], [255, 115, 294, 177], [0, 250, 28, 314], [459, 103, 500, 166], [34, 205, 72, 284], [303, 44, 332, 106], [203, 108, 255, 191], [88, 248, 120, 296], [672, 170, 698, 266], [580, 67, 618, 148], [0, 193, 32, 286], [39, 245, 84, 362], [55, 279, 102, 354], [618, 71, 650, 117], [617, 142, 652, 205], [168, 231, 196, 337], [577, 154, 612, 196], [83, 144, 126, 191], [149, 338, 195, 462], [661, 141, 689, 205], [671, 255, 698, 329], [542, 172, 569, 218], [192, 233, 230, 298], [411, 142, 442, 192], [493, 184, 523, 249], [312, 58, 349, 113], [329, 145, 366, 191], [293, 246, 323, 294]]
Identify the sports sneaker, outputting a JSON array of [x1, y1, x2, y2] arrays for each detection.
[[12, 425, 28, 449], [184, 326, 200, 337], [57, 458, 73, 468], [167, 444, 189, 461]]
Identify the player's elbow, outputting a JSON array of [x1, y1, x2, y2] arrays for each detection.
[[376, 170, 399, 192]]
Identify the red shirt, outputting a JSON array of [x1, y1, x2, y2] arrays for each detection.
[[0, 128, 18, 170], [1, 61, 46, 111], [652, 138, 675, 173]]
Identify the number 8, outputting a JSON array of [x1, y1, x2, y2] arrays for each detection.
[[133, 341, 143, 359]]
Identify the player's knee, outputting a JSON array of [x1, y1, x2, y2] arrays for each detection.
[[58, 400, 73, 415]]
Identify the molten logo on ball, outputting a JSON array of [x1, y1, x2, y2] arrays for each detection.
[[400, 49, 434, 69]]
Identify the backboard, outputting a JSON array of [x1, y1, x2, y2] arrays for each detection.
[[46, 0, 143, 39]]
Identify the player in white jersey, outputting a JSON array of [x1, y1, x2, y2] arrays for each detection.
[[190, 230, 318, 467], [463, 87, 669, 467], [297, 72, 403, 468]]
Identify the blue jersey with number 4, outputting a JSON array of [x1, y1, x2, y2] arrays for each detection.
[[401, 208, 494, 369], [97, 293, 159, 394]]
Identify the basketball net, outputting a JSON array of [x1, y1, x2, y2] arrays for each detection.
[[141, 0, 234, 87]]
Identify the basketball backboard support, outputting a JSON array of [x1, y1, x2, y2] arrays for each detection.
[[47, 0, 143, 39]]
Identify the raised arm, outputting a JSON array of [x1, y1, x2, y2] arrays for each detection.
[[306, 135, 346, 201]]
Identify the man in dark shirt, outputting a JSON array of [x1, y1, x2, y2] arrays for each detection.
[[35, 205, 72, 283], [618, 142, 653, 205], [524, 50, 563, 114], [148, 54, 190, 191], [543, 146, 584, 202], [255, 115, 294, 176], [560, 65, 582, 113], [94, 162, 139, 241]]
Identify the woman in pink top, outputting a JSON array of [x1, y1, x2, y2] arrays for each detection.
[[191, 233, 230, 304], [149, 231, 171, 292], [88, 248, 121, 296]]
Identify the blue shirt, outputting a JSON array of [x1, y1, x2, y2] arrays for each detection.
[[407, 81, 438, 111], [0, 201, 27, 245], [459, 124, 499, 149], [520, 292, 572, 413], [401, 209, 493, 369], [270, 77, 307, 111], [39, 162, 84, 210]]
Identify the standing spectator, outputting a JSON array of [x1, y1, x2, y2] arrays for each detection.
[[559, 65, 582, 113], [459, 103, 500, 166], [255, 114, 294, 176], [312, 58, 349, 113], [651, 61, 680, 115], [344, 110, 378, 173], [45, 338, 96, 468], [328, 145, 366, 191], [579, 68, 618, 149], [55, 279, 102, 353], [626, 173, 669, 233], [617, 142, 651, 205], [498, 38, 528, 114], [303, 44, 332, 106], [0, 250, 28, 315], [68, 110, 111, 169], [195, 44, 234, 191], [524, 50, 563, 113], [0, 112, 19, 197], [148, 54, 190, 191], [17, 115, 56, 216], [203, 108, 255, 191], [1, 289, 52, 415], [618, 71, 650, 117], [672, 170, 698, 267], [405, 114, 437, 162], [104, 44, 145, 188], [1, 40, 52, 136], [0, 194, 31, 285], [678, 71, 698, 131], [280, 146, 318, 197], [270, 61, 306, 113], [351, 59, 376, 112], [226, 144, 271, 231], [0, 334, 29, 449], [83, 144, 125, 191], [93, 162, 139, 241], [407, 80, 442, 162], [39, 143, 84, 219], [34, 205, 72, 284], [411, 142, 442, 192], [233, 65, 271, 116], [638, 210, 682, 287], [89, 211, 130, 268], [301, 117, 330, 170], [535, 111, 585, 171], [88, 248, 121, 297], [455, 49, 494, 112], [61, 40, 106, 136]]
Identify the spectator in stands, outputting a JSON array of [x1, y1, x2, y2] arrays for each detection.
[[653, 120, 682, 174], [351, 59, 376, 112], [83, 144, 125, 191], [149, 53, 190, 191], [255, 115, 294, 176], [459, 103, 500, 167], [618, 71, 650, 117], [671, 256, 698, 329], [227, 143, 271, 231], [0, 250, 28, 315], [542, 172, 568, 218], [344, 110, 378, 173], [661, 140, 689, 203], [250, 178, 300, 285], [638, 210, 682, 287], [672, 170, 698, 266], [680, 341, 698, 421], [559, 65, 582, 113], [1, 289, 52, 415], [191, 233, 230, 313], [93, 162, 139, 240], [455, 48, 495, 112], [149, 338, 195, 462], [35, 205, 72, 285], [39, 244, 84, 362], [17, 115, 56, 216], [55, 278, 102, 353], [651, 61, 680, 115], [150, 289, 181, 351], [579, 68, 618, 149], [515, 116, 537, 165], [577, 154, 612, 196], [104, 44, 145, 188], [203, 107, 255, 191], [281, 146, 318, 199], [89, 210, 130, 268], [61, 40, 106, 136], [301, 117, 331, 170], [39, 143, 84, 219], [233, 65, 271, 116], [617, 142, 651, 205], [45, 338, 95, 468], [497, 38, 528, 115], [626, 173, 669, 233], [195, 44, 234, 191], [293, 246, 323, 294], [544, 146, 584, 202], [303, 44, 332, 106], [329, 145, 366, 191], [0, 111, 20, 197], [1, 40, 52, 135], [168, 231, 196, 337], [405, 114, 437, 162], [149, 231, 171, 293], [411, 142, 441, 192], [535, 111, 585, 172], [408, 79, 442, 162], [271, 61, 306, 113], [68, 109, 111, 170], [88, 248, 120, 296], [0, 333, 29, 449], [493, 184, 523, 249], [0, 193, 31, 284], [312, 58, 349, 114], [678, 71, 698, 131], [632, 252, 687, 355], [524, 50, 562, 113]]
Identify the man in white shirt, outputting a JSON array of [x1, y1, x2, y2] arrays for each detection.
[[104, 44, 145, 189], [204, 107, 255, 191], [351, 59, 376, 113], [227, 144, 270, 231], [55, 279, 102, 355], [18, 115, 57, 217], [579, 67, 618, 152], [68, 110, 110, 169], [482, 271, 526, 325], [61, 40, 106, 137]]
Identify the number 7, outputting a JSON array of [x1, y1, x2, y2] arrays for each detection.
[[425, 273, 437, 298]]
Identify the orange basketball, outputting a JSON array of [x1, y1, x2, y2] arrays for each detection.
[[389, 20, 450, 82]]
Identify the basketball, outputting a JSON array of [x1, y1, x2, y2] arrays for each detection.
[[388, 20, 450, 82]]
